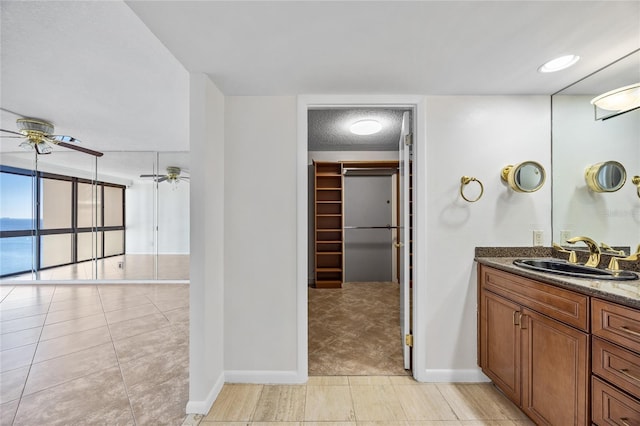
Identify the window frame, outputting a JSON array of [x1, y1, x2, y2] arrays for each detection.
[[0, 165, 126, 278]]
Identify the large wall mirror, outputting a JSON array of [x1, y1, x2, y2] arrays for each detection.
[[0, 151, 189, 281], [552, 49, 640, 250]]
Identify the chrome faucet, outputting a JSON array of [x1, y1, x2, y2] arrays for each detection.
[[566, 236, 601, 268]]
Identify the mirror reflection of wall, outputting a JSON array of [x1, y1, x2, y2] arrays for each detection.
[[0, 151, 189, 281], [552, 50, 640, 249]]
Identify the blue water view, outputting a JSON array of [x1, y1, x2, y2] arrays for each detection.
[[0, 217, 35, 231], [0, 218, 36, 276], [0, 235, 34, 276]]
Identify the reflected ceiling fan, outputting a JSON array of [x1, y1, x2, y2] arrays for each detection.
[[0, 117, 103, 157], [140, 166, 190, 184]]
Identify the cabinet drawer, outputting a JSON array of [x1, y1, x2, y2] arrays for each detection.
[[593, 336, 640, 398], [480, 266, 589, 331], [593, 376, 640, 426], [593, 298, 640, 353]]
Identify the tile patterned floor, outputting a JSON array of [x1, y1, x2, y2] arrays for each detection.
[[0, 283, 189, 426], [308, 282, 408, 376], [202, 377, 535, 425]]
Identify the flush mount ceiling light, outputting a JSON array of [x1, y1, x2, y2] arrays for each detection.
[[350, 119, 382, 135], [591, 83, 640, 119], [538, 55, 580, 73]]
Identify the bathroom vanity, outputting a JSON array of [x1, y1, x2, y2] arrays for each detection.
[[477, 257, 640, 425]]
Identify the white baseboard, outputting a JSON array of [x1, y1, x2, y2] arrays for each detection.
[[422, 368, 491, 383], [225, 370, 306, 384], [186, 372, 225, 415]]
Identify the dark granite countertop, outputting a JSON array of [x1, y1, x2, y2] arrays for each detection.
[[476, 255, 640, 310]]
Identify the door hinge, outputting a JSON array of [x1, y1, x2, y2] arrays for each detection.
[[404, 133, 413, 146], [405, 334, 413, 347]]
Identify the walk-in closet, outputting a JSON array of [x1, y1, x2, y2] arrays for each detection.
[[307, 108, 414, 376]]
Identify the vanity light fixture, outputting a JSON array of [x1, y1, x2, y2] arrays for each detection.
[[350, 119, 382, 135], [538, 54, 580, 73], [591, 82, 640, 120]]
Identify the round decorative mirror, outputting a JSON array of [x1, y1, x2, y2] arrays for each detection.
[[585, 161, 627, 192], [501, 161, 546, 193]]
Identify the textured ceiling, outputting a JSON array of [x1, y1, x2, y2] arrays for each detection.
[[308, 109, 408, 151]]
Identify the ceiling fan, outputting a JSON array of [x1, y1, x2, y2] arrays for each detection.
[[0, 117, 103, 157], [140, 166, 190, 184]]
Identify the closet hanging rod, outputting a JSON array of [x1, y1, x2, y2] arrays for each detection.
[[342, 167, 398, 176], [343, 225, 401, 230], [342, 167, 398, 171]]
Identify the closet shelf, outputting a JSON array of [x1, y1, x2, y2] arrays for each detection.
[[316, 267, 342, 272]]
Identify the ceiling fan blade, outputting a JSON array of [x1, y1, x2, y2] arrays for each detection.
[[0, 135, 24, 139], [179, 176, 190, 181], [139, 174, 161, 178], [49, 134, 82, 144], [156, 177, 168, 183], [57, 141, 104, 157], [0, 128, 24, 136]]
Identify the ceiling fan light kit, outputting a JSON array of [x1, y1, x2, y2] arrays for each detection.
[[140, 166, 190, 188], [1, 117, 103, 157]]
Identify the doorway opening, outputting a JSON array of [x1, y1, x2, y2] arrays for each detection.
[[306, 107, 414, 376]]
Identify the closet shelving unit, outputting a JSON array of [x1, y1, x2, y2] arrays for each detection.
[[313, 161, 344, 288], [313, 160, 410, 289]]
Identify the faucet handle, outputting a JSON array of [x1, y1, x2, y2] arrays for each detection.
[[608, 251, 640, 272], [553, 243, 578, 264], [600, 242, 625, 256]]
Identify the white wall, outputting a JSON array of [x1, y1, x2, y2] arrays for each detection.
[[422, 96, 551, 380], [125, 182, 155, 254], [125, 181, 190, 254], [218, 95, 551, 385], [223, 96, 299, 380], [157, 182, 190, 253], [187, 73, 225, 413], [552, 95, 640, 249]]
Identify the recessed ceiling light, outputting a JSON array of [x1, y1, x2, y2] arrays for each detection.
[[538, 54, 580, 73], [350, 119, 382, 135]]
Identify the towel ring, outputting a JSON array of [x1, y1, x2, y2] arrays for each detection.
[[633, 176, 640, 199], [460, 176, 484, 203]]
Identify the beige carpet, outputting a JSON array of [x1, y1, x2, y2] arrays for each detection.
[[308, 281, 409, 376]]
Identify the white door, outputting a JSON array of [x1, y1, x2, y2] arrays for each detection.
[[398, 111, 412, 370]]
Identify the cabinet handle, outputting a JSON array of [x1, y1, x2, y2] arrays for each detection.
[[620, 326, 640, 338], [619, 417, 631, 426], [519, 313, 527, 330], [513, 311, 520, 326], [618, 368, 640, 383]]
